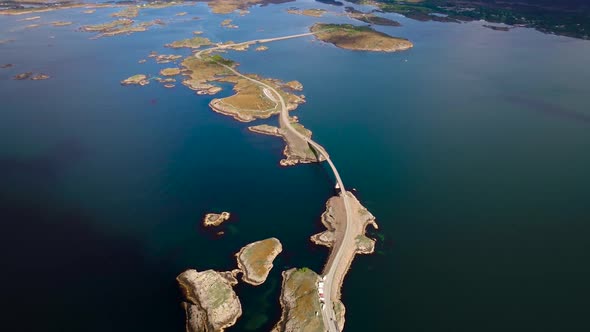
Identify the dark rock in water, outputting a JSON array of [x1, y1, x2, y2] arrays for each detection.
[[345, 6, 362, 14], [1, 64, 14, 69], [356, 15, 401, 27], [483, 24, 511, 31], [315, 0, 343, 6]]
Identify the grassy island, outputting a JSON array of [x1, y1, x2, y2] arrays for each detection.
[[121, 74, 149, 86], [311, 23, 412, 52], [272, 268, 325, 332], [159, 67, 181, 76], [287, 8, 327, 17], [165, 36, 212, 49], [81, 19, 164, 38], [236, 238, 282, 285], [180, 53, 305, 122]]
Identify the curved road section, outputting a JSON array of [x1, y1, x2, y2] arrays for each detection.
[[197, 33, 351, 332]]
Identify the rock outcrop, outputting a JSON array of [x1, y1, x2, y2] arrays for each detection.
[[177, 269, 242, 332], [203, 212, 231, 227], [248, 124, 325, 166]]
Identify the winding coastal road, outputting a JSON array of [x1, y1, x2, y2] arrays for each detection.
[[197, 33, 351, 332]]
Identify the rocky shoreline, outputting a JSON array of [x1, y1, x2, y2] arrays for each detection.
[[203, 212, 231, 227]]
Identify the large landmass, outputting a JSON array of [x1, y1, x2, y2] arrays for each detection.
[[351, 0, 590, 39], [311, 23, 413, 52]]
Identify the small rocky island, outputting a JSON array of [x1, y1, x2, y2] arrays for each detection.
[[177, 238, 283, 331], [236, 238, 282, 285], [202, 212, 231, 227], [311, 23, 413, 52], [121, 74, 149, 86], [12, 72, 50, 80]]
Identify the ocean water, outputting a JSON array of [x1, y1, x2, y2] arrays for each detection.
[[1, 1, 589, 331]]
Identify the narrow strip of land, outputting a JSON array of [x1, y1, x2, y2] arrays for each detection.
[[196, 33, 352, 332]]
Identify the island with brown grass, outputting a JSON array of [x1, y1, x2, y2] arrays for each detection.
[[121, 74, 149, 86], [148, 52, 183, 64], [203, 212, 231, 227], [311, 23, 413, 52], [271, 268, 326, 332], [236, 238, 282, 285], [160, 67, 182, 76], [179, 53, 305, 121], [165, 36, 212, 49], [287, 8, 327, 17], [81, 19, 165, 38]]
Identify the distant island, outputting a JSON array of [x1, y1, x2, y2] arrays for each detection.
[[311, 23, 413, 52]]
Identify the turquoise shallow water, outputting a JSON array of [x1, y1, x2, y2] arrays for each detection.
[[1, 1, 590, 331]]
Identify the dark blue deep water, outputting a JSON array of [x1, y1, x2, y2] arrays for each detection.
[[1, 1, 589, 331]]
